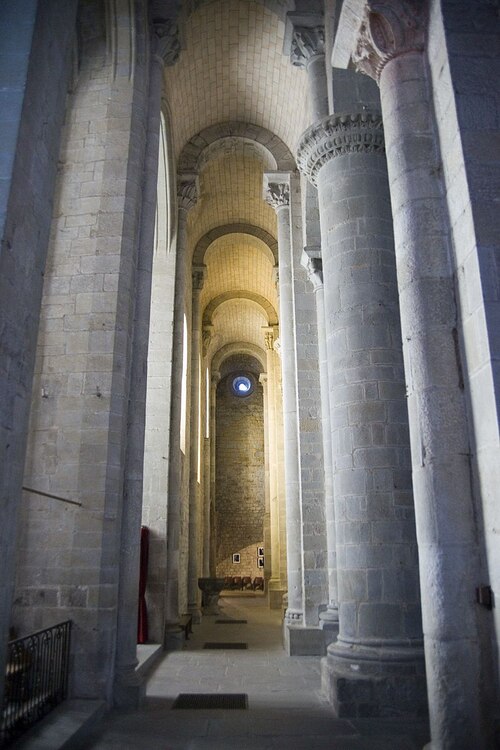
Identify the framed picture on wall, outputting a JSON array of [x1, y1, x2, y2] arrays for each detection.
[[257, 546, 264, 557], [257, 557, 264, 568], [232, 553, 241, 564]]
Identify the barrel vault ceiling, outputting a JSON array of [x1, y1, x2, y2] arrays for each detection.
[[164, 0, 310, 365]]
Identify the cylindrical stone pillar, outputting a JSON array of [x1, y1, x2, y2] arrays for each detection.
[[264, 174, 303, 625], [297, 114, 425, 716], [187, 266, 206, 622], [304, 254, 339, 635], [347, 4, 491, 746], [165, 173, 198, 646]]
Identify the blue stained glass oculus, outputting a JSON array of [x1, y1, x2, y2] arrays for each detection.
[[232, 375, 253, 397]]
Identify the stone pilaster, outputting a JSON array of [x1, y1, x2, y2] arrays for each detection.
[[187, 265, 206, 623], [336, 2, 491, 744], [297, 113, 426, 716], [264, 173, 304, 634], [165, 173, 198, 648], [303, 250, 338, 643]]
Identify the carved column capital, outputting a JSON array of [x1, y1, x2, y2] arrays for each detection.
[[352, 1, 427, 82], [296, 112, 385, 187], [263, 172, 291, 212], [202, 325, 214, 357], [272, 265, 279, 288], [152, 18, 180, 66], [177, 173, 198, 212], [211, 371, 221, 388], [307, 257, 324, 290], [259, 373, 268, 386], [264, 183, 290, 211], [291, 26, 325, 68], [264, 331, 275, 351], [192, 265, 207, 292]]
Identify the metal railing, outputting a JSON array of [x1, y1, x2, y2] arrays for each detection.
[[1, 620, 71, 746]]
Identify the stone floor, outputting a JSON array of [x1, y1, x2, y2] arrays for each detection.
[[84, 596, 430, 749]]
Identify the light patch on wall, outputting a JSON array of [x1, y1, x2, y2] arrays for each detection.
[[205, 366, 210, 439], [197, 353, 202, 483], [155, 111, 169, 255], [180, 313, 188, 453]]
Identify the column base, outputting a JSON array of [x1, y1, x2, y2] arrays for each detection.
[[319, 607, 339, 647], [188, 606, 202, 624], [267, 581, 286, 609], [164, 622, 185, 651], [113, 663, 145, 708], [322, 639, 427, 718], [283, 622, 327, 656]]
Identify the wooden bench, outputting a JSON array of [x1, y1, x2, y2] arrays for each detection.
[[179, 614, 193, 640]]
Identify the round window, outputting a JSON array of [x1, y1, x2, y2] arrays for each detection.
[[231, 374, 254, 397]]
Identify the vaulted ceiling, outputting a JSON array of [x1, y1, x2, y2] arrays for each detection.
[[164, 0, 310, 368]]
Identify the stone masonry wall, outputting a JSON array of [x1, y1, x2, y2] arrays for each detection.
[[0, 0, 78, 702], [215, 374, 265, 580]]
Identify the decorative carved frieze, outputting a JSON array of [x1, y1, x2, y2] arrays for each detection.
[[352, 1, 427, 82], [177, 175, 198, 211], [152, 19, 180, 66], [284, 608, 303, 625], [290, 26, 325, 68], [264, 182, 290, 211], [296, 112, 385, 186]]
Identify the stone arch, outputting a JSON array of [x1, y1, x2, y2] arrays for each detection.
[[203, 292, 278, 327], [211, 342, 266, 372], [178, 121, 296, 174], [193, 224, 278, 265]]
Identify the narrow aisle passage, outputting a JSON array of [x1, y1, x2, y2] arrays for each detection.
[[85, 597, 429, 749]]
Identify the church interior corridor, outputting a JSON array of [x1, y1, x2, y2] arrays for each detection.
[[84, 595, 430, 749], [0, 1, 499, 748]]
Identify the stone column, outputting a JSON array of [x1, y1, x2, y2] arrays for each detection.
[[187, 265, 206, 622], [258, 372, 271, 585], [288, 13, 328, 123], [209, 371, 220, 576], [264, 174, 304, 633], [333, 3, 491, 745], [165, 173, 198, 647], [297, 113, 425, 715], [263, 328, 287, 609], [303, 251, 339, 641], [201, 326, 213, 578], [114, 20, 175, 705]]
